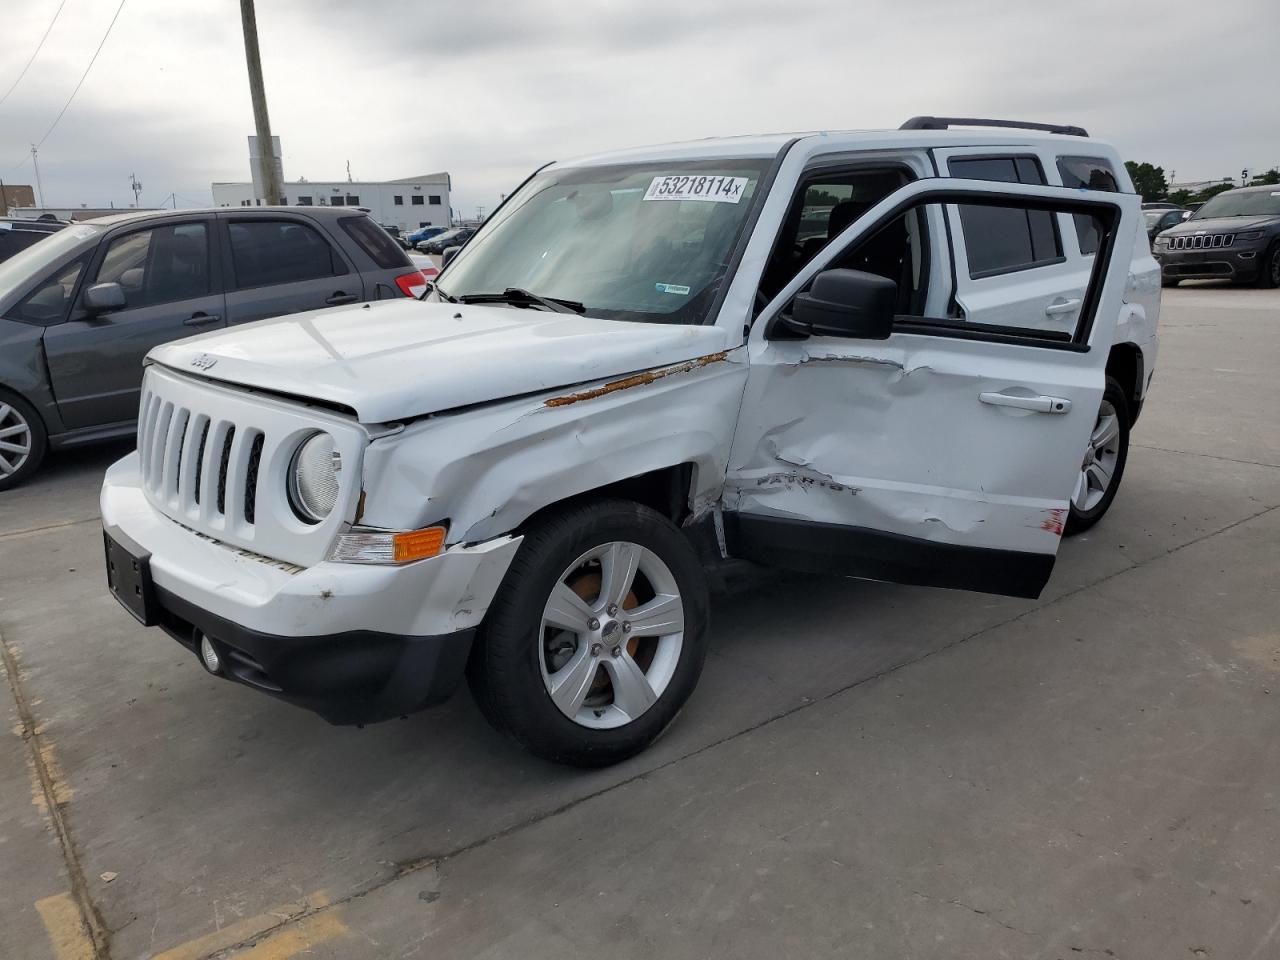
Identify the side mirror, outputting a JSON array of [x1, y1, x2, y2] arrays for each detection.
[[84, 281, 126, 313], [784, 269, 897, 340], [441, 246, 462, 268]]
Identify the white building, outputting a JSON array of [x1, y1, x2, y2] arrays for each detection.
[[210, 173, 452, 235]]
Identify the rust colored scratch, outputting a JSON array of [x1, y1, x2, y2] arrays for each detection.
[[545, 351, 729, 407]]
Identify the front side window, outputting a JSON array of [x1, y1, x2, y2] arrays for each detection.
[[93, 223, 210, 308], [228, 220, 343, 288], [1056, 156, 1121, 254], [948, 156, 1061, 277], [439, 159, 770, 325], [12, 258, 85, 325]]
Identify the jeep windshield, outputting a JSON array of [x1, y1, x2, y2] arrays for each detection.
[[1191, 189, 1280, 219], [436, 159, 770, 324]]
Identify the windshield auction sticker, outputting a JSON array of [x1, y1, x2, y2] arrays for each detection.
[[643, 175, 748, 203]]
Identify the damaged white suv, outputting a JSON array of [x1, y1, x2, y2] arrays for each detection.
[[102, 118, 1159, 766]]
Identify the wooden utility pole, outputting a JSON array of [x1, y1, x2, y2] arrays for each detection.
[[239, 0, 281, 205]]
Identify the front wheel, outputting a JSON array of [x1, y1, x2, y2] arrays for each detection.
[[468, 499, 709, 767], [1065, 377, 1130, 536], [0, 391, 48, 492], [1256, 241, 1280, 289]]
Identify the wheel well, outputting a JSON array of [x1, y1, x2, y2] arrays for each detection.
[[521, 463, 697, 529], [1106, 343, 1144, 425]]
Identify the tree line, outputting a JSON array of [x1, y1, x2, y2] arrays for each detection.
[[1124, 161, 1280, 205]]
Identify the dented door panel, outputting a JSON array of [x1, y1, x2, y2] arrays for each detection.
[[725, 178, 1141, 597]]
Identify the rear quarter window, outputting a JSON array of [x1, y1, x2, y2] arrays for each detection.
[[1056, 156, 1121, 255], [339, 216, 410, 270]]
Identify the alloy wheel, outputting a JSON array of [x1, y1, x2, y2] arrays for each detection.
[[539, 540, 685, 729], [1071, 399, 1121, 513], [0, 402, 33, 480]]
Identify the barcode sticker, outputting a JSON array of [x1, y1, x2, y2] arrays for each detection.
[[643, 175, 748, 203]]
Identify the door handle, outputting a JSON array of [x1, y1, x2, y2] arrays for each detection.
[[1044, 298, 1081, 317], [325, 292, 359, 306], [184, 312, 220, 327], [980, 392, 1072, 414]]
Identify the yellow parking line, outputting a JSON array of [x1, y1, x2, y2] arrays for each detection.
[[35, 893, 96, 960], [152, 891, 342, 960]]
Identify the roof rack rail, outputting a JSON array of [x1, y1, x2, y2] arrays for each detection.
[[900, 116, 1089, 138]]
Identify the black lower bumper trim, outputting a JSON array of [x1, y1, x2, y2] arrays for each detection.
[[153, 585, 475, 725]]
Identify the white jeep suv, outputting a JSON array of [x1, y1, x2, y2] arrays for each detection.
[[102, 117, 1159, 766]]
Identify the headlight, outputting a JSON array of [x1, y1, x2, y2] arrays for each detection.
[[1236, 230, 1266, 242], [1153, 236, 1169, 246], [287, 432, 341, 523]]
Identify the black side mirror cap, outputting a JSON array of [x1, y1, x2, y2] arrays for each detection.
[[441, 246, 462, 268], [782, 268, 897, 340], [84, 281, 126, 313]]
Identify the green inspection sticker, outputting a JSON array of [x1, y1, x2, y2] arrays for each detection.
[[654, 282, 691, 295]]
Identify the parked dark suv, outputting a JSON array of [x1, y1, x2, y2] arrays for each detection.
[[1153, 185, 1280, 288], [0, 207, 432, 489]]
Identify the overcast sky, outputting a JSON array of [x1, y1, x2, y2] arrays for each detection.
[[2, 0, 1276, 217]]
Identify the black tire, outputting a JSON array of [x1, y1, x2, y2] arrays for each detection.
[[1256, 241, 1280, 289], [1064, 377, 1130, 536], [0, 389, 48, 492], [468, 498, 709, 767]]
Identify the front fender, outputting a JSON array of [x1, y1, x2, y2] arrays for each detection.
[[356, 349, 749, 542]]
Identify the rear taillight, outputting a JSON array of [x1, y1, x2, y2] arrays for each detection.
[[394, 269, 435, 298]]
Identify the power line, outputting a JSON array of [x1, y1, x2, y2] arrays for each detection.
[[9, 0, 128, 171], [0, 0, 69, 109]]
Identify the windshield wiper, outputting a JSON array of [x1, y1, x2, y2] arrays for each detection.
[[456, 287, 585, 314]]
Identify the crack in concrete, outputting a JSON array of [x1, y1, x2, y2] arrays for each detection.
[[1, 629, 112, 959], [1132, 442, 1280, 471], [0, 515, 101, 543], [909, 889, 1038, 938]]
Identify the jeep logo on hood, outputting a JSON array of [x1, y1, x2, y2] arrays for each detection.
[[190, 354, 218, 371]]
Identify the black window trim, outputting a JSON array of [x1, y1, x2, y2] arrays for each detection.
[[765, 188, 1122, 351]]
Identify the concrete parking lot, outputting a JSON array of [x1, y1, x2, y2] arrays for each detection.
[[2, 283, 1278, 960]]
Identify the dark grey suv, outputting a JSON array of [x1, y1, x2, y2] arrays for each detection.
[[0, 207, 431, 489], [1153, 185, 1280, 288]]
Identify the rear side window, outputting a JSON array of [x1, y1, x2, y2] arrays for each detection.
[[228, 220, 345, 289], [948, 156, 1062, 278], [1056, 156, 1120, 255], [93, 223, 211, 308], [339, 215, 410, 270]]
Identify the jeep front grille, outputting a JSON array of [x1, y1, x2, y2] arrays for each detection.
[[138, 395, 265, 529], [1169, 233, 1235, 250], [134, 365, 364, 568]]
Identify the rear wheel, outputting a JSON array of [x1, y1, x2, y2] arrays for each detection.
[[1256, 241, 1280, 289], [468, 499, 709, 767], [1065, 377, 1129, 536], [0, 391, 47, 492]]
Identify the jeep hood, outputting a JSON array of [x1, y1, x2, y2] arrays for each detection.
[[148, 299, 731, 423]]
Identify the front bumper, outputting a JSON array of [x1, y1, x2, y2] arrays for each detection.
[[101, 452, 522, 724], [1154, 245, 1265, 281]]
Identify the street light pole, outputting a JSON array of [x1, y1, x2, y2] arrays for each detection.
[[239, 0, 281, 205]]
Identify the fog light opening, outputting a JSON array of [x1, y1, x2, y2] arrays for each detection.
[[198, 633, 223, 675]]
